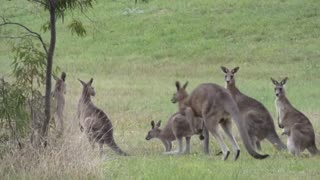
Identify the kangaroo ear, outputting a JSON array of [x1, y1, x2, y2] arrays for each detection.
[[270, 78, 279, 86], [78, 79, 86, 86], [281, 77, 288, 86], [182, 81, 188, 89], [61, 72, 66, 82], [89, 78, 94, 85], [151, 121, 155, 129], [221, 66, 229, 73], [156, 120, 162, 127], [175, 81, 181, 91], [231, 67, 240, 74]]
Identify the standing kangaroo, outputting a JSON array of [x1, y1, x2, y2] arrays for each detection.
[[145, 112, 204, 154], [171, 81, 209, 154], [77, 78, 128, 156], [52, 72, 66, 137], [221, 66, 286, 151], [176, 81, 269, 160], [271, 77, 319, 156]]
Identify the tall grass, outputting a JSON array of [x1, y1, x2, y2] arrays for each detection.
[[0, 114, 105, 180]]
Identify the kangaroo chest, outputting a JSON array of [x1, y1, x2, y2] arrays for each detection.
[[275, 99, 286, 124], [77, 103, 94, 120]]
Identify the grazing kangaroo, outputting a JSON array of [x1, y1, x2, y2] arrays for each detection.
[[77, 78, 128, 156], [271, 77, 319, 156], [175, 81, 269, 160], [221, 66, 286, 151], [52, 72, 66, 137], [145, 112, 203, 154]]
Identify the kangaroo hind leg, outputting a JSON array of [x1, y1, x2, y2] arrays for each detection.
[[220, 118, 240, 160], [266, 131, 287, 150], [205, 116, 230, 160], [163, 137, 183, 155]]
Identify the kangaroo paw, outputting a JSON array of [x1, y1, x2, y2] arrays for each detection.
[[163, 150, 182, 155], [223, 151, 230, 161], [234, 149, 240, 161], [199, 134, 205, 140]]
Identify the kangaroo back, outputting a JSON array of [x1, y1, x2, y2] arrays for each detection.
[[78, 78, 128, 156], [187, 83, 268, 159], [222, 94, 269, 159]]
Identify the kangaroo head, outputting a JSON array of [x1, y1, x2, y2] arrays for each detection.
[[145, 120, 162, 140], [78, 78, 96, 97], [271, 77, 288, 98], [53, 72, 66, 95], [61, 72, 66, 82], [221, 66, 239, 85], [171, 81, 188, 104]]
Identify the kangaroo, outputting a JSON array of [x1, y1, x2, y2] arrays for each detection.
[[271, 77, 319, 156], [145, 112, 204, 154], [171, 81, 209, 154], [52, 72, 66, 137], [221, 66, 286, 151], [77, 78, 128, 156], [175, 81, 269, 160]]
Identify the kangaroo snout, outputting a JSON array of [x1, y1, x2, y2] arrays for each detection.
[[145, 135, 152, 140], [279, 123, 284, 129]]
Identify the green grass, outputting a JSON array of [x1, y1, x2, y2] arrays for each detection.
[[105, 154, 320, 180], [1, 0, 320, 179]]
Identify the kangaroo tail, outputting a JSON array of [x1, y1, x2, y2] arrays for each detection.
[[308, 144, 320, 156], [224, 99, 269, 159], [266, 131, 287, 150], [107, 139, 129, 156]]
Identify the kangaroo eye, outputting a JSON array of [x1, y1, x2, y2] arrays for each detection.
[[230, 75, 234, 79]]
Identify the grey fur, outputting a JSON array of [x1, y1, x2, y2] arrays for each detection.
[[145, 112, 203, 154], [221, 66, 286, 151], [171, 81, 208, 154], [77, 78, 128, 156], [52, 72, 67, 138], [177, 82, 269, 160], [271, 77, 319, 156]]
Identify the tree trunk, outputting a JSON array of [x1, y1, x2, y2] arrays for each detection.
[[41, 0, 56, 139]]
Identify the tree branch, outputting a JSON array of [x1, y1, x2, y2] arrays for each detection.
[[0, 17, 48, 55]]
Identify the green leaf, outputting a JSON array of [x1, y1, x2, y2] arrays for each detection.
[[67, 19, 87, 37], [40, 21, 51, 33]]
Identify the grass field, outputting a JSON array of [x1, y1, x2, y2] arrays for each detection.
[[0, 0, 320, 179]]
